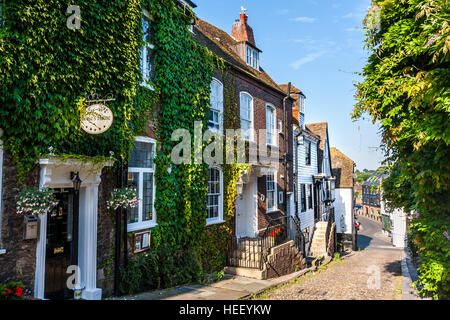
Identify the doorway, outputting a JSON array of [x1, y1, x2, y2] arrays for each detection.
[[235, 176, 257, 238], [44, 188, 78, 300], [313, 184, 320, 221]]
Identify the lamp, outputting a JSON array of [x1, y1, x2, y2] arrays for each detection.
[[71, 172, 82, 191]]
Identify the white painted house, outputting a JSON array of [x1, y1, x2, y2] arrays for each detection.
[[330, 147, 357, 250]]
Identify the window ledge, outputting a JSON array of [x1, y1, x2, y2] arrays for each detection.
[[140, 82, 154, 91], [206, 219, 225, 226], [127, 221, 157, 232], [267, 209, 279, 214]]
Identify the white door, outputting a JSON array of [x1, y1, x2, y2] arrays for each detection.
[[236, 176, 257, 238]]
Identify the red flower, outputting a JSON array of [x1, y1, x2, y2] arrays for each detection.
[[15, 287, 23, 297], [6, 289, 12, 295]]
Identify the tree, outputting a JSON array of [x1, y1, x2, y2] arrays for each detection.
[[353, 0, 450, 299]]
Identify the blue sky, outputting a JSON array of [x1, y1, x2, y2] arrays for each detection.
[[193, 0, 384, 171]]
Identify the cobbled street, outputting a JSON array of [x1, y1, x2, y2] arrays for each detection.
[[256, 216, 403, 300]]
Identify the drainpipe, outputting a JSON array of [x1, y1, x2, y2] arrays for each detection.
[[283, 83, 291, 221]]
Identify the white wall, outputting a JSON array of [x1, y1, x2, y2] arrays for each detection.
[[392, 208, 407, 247], [334, 188, 353, 234]]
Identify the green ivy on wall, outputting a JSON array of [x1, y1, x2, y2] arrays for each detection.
[[0, 0, 156, 181]]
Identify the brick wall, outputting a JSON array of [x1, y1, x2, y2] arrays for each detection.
[[263, 240, 305, 279]]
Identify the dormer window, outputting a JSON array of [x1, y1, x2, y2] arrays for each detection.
[[246, 45, 259, 70]]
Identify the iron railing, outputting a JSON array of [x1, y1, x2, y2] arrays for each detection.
[[288, 215, 305, 256], [229, 220, 288, 270]]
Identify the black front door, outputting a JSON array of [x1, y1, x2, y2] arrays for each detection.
[[44, 188, 78, 300]]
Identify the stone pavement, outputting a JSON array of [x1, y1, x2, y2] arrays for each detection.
[[250, 216, 407, 300], [111, 267, 316, 300]]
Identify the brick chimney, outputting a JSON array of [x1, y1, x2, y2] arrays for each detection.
[[231, 11, 256, 46]]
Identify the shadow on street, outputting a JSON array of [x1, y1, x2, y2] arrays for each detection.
[[357, 234, 372, 250]]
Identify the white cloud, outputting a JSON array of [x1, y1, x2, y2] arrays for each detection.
[[292, 17, 316, 23], [290, 51, 326, 70]]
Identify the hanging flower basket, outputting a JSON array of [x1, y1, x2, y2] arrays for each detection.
[[16, 187, 58, 216], [107, 186, 139, 211]]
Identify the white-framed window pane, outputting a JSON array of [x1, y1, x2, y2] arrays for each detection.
[[143, 173, 154, 221], [129, 141, 154, 168], [127, 172, 140, 224], [266, 107, 275, 145], [141, 15, 153, 83], [207, 168, 221, 220], [267, 174, 276, 211], [240, 93, 252, 140]]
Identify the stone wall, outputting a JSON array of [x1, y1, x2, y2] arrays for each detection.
[[96, 167, 117, 298], [263, 240, 305, 279], [0, 151, 40, 295]]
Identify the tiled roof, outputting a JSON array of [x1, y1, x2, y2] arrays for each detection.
[[279, 84, 305, 97], [193, 19, 286, 96], [362, 167, 390, 186], [330, 147, 355, 188], [305, 122, 328, 169]]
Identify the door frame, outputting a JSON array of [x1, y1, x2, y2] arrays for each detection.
[[235, 175, 258, 238], [35, 158, 112, 300]]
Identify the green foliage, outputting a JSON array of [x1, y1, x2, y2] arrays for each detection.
[[0, 0, 156, 181], [354, 170, 374, 184], [0, 281, 25, 300], [354, 0, 450, 299], [120, 244, 205, 295]]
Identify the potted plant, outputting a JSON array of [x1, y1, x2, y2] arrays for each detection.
[[0, 281, 25, 300], [107, 186, 139, 211], [16, 187, 59, 217]]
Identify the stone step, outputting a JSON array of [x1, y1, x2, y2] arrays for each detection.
[[232, 251, 262, 260], [224, 266, 264, 280], [228, 258, 262, 270]]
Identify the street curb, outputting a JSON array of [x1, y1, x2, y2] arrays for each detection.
[[240, 252, 348, 300], [401, 247, 420, 300], [239, 266, 318, 300]]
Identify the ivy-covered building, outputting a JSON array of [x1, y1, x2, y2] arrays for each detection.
[[193, 12, 307, 279], [0, 1, 306, 300]]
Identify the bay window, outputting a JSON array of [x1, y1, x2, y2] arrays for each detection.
[[127, 137, 156, 231], [207, 167, 224, 225], [240, 92, 253, 141]]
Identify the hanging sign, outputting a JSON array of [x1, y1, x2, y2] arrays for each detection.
[[81, 103, 114, 135]]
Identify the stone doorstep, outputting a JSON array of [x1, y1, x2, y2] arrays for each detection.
[[224, 266, 264, 280]]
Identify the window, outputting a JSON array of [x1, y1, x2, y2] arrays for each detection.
[[209, 79, 223, 132], [127, 137, 156, 231], [300, 184, 306, 213], [240, 92, 253, 140], [305, 140, 311, 165], [299, 96, 305, 114], [266, 105, 276, 146], [266, 173, 277, 212], [246, 46, 259, 70], [140, 11, 154, 89], [308, 184, 313, 210], [207, 167, 223, 225]]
